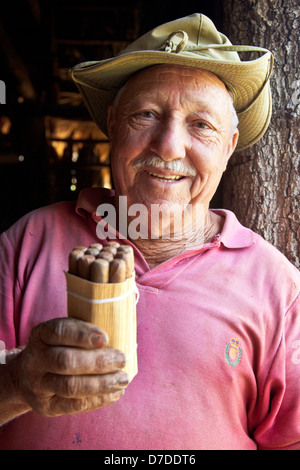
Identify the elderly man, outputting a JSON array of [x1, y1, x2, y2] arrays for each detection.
[[0, 14, 299, 450]]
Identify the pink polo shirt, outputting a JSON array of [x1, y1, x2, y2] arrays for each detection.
[[0, 188, 299, 450]]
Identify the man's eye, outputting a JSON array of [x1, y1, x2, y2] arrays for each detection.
[[139, 111, 154, 118], [131, 110, 156, 124], [195, 121, 211, 129]]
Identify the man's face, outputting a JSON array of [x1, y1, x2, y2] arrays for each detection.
[[108, 65, 239, 214]]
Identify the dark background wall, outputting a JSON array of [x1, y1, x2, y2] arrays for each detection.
[[0, 0, 223, 234]]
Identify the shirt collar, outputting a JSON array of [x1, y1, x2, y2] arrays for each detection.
[[75, 189, 255, 250], [76, 187, 115, 219], [211, 209, 255, 249]]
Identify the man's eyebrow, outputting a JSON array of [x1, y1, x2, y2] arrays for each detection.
[[188, 101, 224, 121], [190, 103, 217, 113]]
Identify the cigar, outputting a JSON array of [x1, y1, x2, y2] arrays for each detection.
[[97, 251, 114, 263], [109, 258, 127, 283], [90, 258, 109, 283], [115, 251, 134, 278], [85, 248, 100, 257], [68, 249, 85, 275], [89, 243, 103, 251], [117, 245, 134, 254], [77, 254, 95, 280], [73, 246, 88, 252], [106, 241, 120, 249], [102, 246, 117, 256]]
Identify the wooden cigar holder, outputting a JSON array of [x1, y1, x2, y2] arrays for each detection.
[[65, 271, 138, 382]]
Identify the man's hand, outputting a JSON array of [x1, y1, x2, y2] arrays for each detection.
[[12, 318, 128, 417]]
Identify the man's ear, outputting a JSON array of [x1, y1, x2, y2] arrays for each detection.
[[225, 128, 239, 168], [107, 105, 115, 139]]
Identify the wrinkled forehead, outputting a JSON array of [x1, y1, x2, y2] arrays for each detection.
[[129, 64, 227, 91], [113, 64, 232, 108]]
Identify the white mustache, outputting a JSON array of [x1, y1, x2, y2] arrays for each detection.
[[133, 155, 197, 176]]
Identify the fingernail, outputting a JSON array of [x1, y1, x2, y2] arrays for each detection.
[[91, 332, 108, 348], [117, 372, 129, 387], [111, 389, 125, 402]]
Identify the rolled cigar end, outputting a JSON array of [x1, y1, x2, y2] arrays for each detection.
[[77, 254, 95, 280], [68, 249, 85, 275], [90, 258, 109, 283], [117, 245, 134, 254], [109, 258, 127, 283], [97, 251, 114, 263], [106, 241, 120, 248], [102, 246, 117, 255], [73, 246, 87, 252], [85, 248, 100, 257], [89, 243, 103, 251]]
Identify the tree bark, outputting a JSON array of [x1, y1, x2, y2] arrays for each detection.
[[222, 0, 300, 269]]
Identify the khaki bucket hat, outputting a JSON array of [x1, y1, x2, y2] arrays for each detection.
[[72, 13, 273, 150]]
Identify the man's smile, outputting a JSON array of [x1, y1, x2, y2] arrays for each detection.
[[145, 170, 185, 183]]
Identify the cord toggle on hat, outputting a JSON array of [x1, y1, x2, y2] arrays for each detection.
[[161, 30, 189, 53]]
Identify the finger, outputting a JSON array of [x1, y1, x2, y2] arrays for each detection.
[[47, 390, 125, 417], [45, 347, 126, 375], [41, 370, 129, 398], [31, 318, 108, 349]]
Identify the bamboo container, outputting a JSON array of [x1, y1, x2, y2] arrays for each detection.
[[65, 244, 138, 382]]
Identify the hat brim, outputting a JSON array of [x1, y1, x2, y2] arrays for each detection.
[[72, 50, 273, 150]]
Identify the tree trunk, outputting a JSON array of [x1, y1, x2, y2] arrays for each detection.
[[222, 0, 299, 269]]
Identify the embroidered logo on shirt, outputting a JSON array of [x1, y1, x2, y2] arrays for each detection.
[[225, 338, 242, 367]]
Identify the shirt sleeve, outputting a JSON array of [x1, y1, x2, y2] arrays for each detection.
[[0, 230, 20, 349], [254, 292, 300, 450]]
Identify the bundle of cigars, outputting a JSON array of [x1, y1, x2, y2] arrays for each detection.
[[68, 242, 134, 284], [65, 241, 138, 382]]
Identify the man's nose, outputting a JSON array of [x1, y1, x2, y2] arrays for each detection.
[[149, 118, 189, 161]]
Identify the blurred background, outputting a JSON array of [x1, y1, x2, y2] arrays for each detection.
[[0, 0, 223, 233]]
